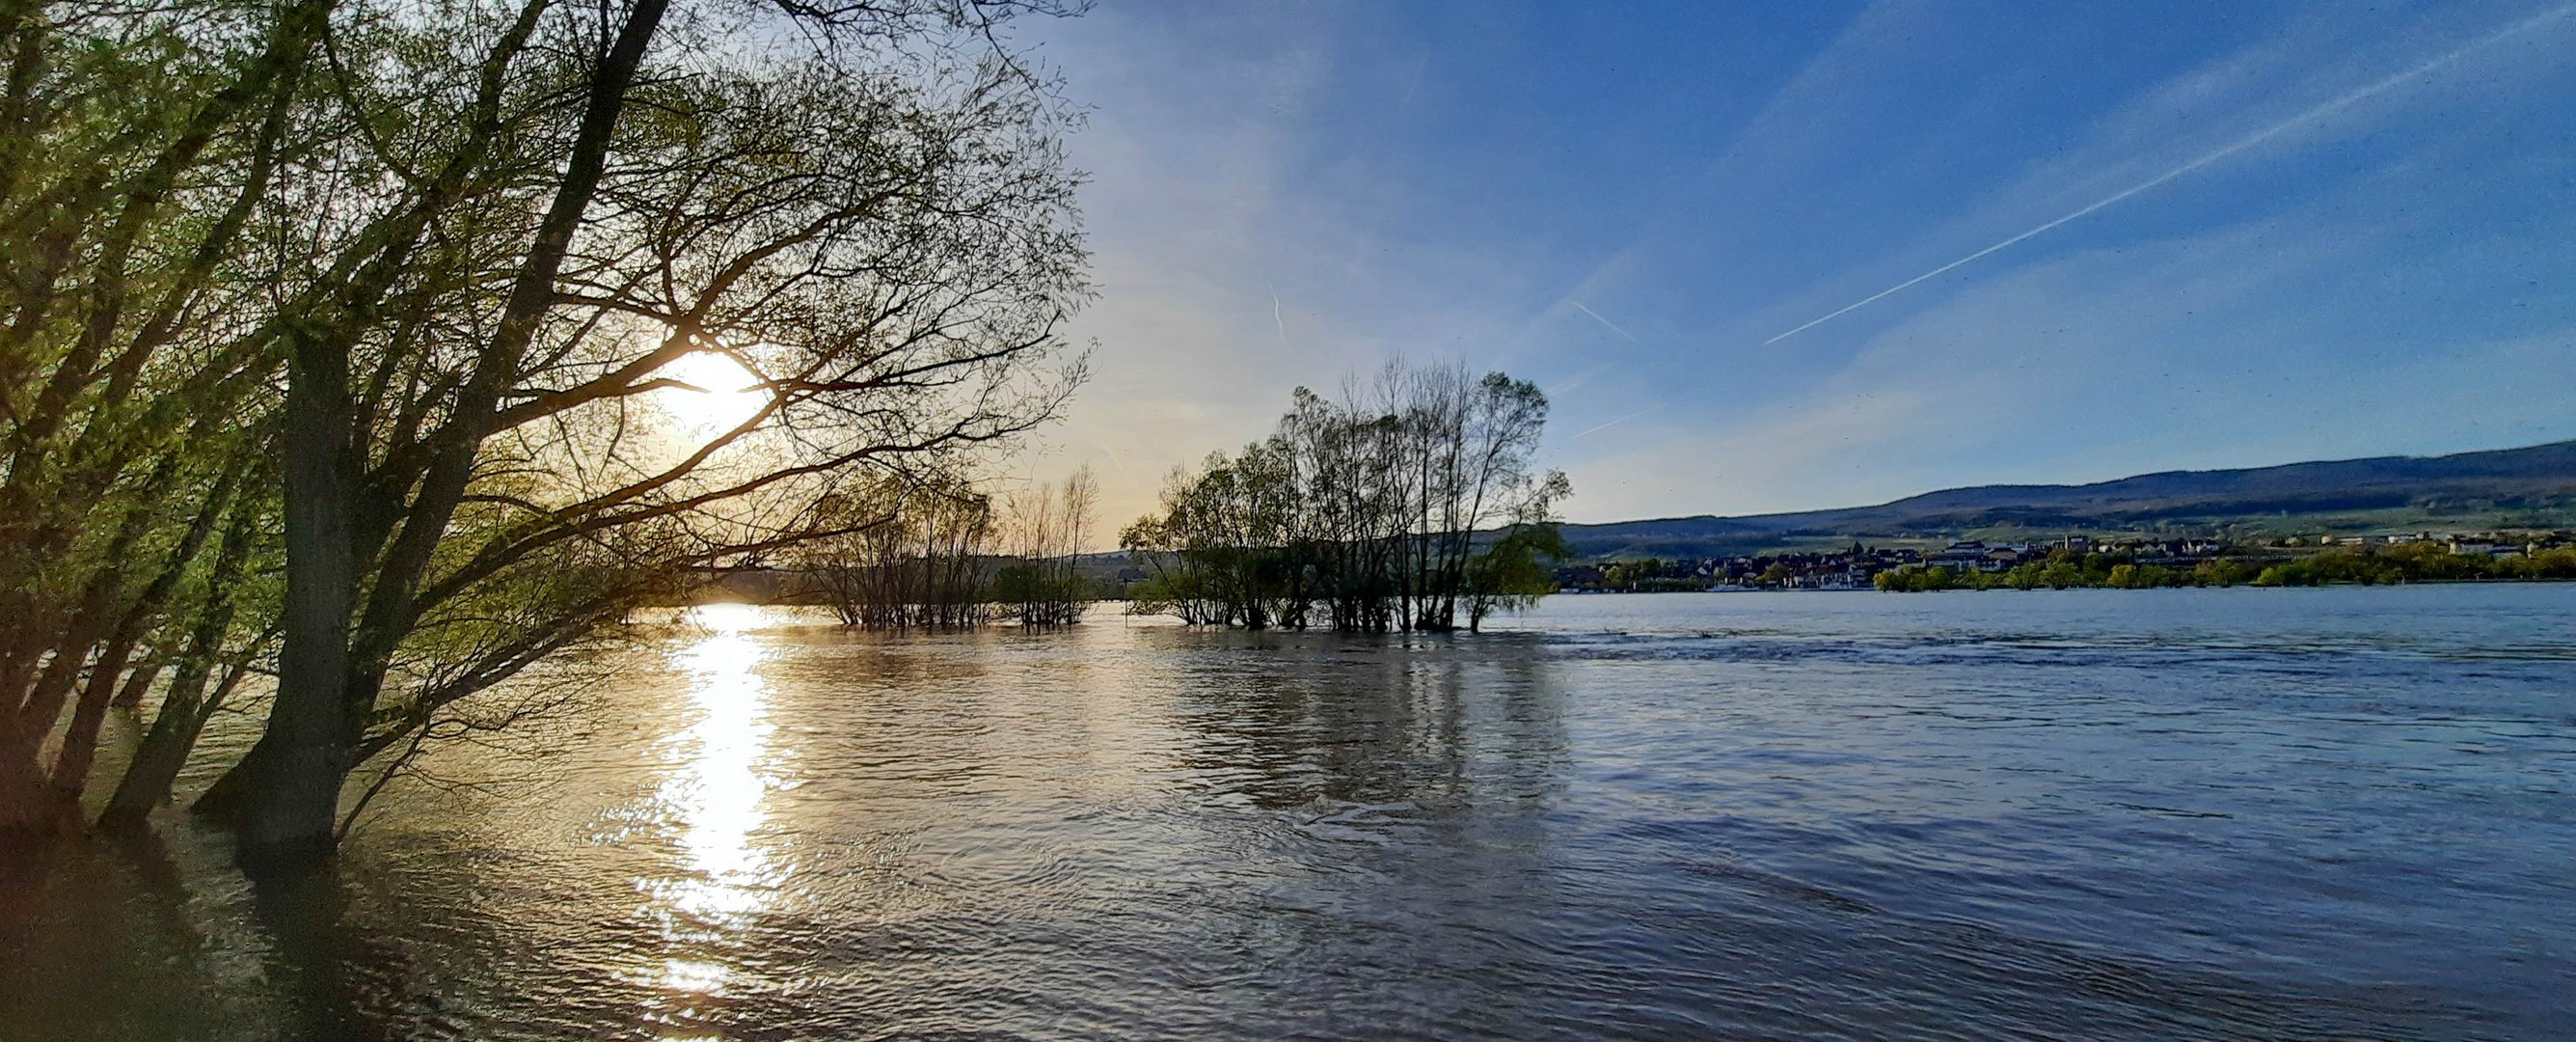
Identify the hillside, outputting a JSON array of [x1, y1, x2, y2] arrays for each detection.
[[1562, 439, 2576, 560]]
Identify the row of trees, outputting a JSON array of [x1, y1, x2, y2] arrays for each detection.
[[802, 475, 1001, 631], [798, 468, 1099, 629], [1121, 362, 1570, 633], [1, 0, 1088, 873], [1874, 544, 2576, 590], [1875, 558, 2260, 591], [2250, 544, 2576, 586], [994, 467, 1099, 627]]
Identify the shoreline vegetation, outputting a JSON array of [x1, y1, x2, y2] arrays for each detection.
[[1554, 538, 2576, 594], [796, 469, 1106, 631], [1870, 543, 2576, 591]]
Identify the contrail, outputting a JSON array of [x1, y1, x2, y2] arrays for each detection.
[[1573, 301, 1645, 345], [1765, 5, 2576, 346], [1270, 286, 1288, 345], [1550, 362, 1611, 398], [1396, 52, 1429, 115], [1574, 404, 1661, 439]]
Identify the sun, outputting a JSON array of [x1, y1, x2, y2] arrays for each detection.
[[656, 350, 766, 437]]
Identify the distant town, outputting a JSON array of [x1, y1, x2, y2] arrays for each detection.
[[1554, 530, 2576, 592]]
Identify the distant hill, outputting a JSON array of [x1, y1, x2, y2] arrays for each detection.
[[1561, 439, 2576, 560]]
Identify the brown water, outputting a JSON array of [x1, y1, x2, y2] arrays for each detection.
[[4, 587, 2573, 1040]]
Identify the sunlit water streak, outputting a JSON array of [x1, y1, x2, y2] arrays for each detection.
[[2, 585, 2571, 1041], [631, 603, 779, 1027]]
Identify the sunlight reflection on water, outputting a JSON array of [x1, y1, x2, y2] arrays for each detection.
[[637, 603, 777, 1011], [13, 589, 2569, 1041]]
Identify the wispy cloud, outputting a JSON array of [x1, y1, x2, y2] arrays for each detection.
[[1763, 2, 2576, 345], [1022, 2, 2576, 529]]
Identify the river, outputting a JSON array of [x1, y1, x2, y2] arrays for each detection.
[[4, 586, 2571, 1040]]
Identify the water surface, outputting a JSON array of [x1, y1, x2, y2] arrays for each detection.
[[5, 586, 2571, 1040]]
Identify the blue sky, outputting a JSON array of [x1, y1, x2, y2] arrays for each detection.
[[1011, 0, 2576, 526]]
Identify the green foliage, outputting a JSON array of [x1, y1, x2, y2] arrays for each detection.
[[1876, 543, 2574, 592], [2251, 544, 2576, 587], [1466, 523, 1572, 628], [1602, 558, 1669, 590], [2192, 559, 2257, 587], [1125, 361, 1567, 632], [1875, 566, 1962, 591], [1, 0, 1094, 843]]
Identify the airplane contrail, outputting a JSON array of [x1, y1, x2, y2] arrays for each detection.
[[1270, 286, 1288, 344], [1573, 301, 1645, 345], [1765, 4, 2576, 346], [1574, 403, 1661, 439]]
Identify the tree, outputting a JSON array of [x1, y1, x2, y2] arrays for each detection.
[[0, 0, 1086, 864], [998, 466, 1099, 627], [228, 0, 1088, 872], [1465, 522, 1571, 631], [802, 473, 997, 630], [1122, 361, 1569, 633], [0, 0, 334, 831]]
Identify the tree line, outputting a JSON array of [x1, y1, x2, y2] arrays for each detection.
[[797, 468, 1100, 630], [1121, 362, 1571, 633], [1, 0, 1087, 873], [1874, 543, 2576, 591]]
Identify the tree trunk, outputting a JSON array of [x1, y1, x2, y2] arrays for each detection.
[[236, 0, 667, 874], [1, 628, 94, 765], [109, 658, 160, 709], [101, 653, 245, 832], [239, 343, 360, 874], [187, 734, 267, 825], [43, 631, 136, 802], [0, 742, 53, 835], [0, 639, 93, 831], [120, 507, 258, 829]]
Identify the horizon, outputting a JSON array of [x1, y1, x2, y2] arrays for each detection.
[[1010, 0, 2576, 528], [11, 4, 2576, 1036], [1575, 433, 2576, 527]]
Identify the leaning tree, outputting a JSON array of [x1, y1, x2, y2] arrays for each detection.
[[0, 0, 1091, 866]]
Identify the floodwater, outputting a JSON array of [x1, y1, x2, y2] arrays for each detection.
[[4, 586, 2572, 1040]]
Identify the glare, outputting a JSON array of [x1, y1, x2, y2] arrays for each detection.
[[685, 601, 769, 635], [656, 350, 766, 438], [658, 959, 733, 996], [639, 603, 777, 1001]]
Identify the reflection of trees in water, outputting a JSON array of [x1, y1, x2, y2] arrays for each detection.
[[1136, 629, 1577, 1036], [0, 827, 379, 1042], [12, 627, 1578, 1040], [1149, 629, 1570, 815]]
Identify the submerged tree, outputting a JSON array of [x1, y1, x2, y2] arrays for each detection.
[[802, 473, 997, 631], [997, 466, 1098, 627], [1123, 361, 1568, 633], [235, 0, 1088, 871], [1464, 521, 1573, 632], [0, 0, 332, 832]]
